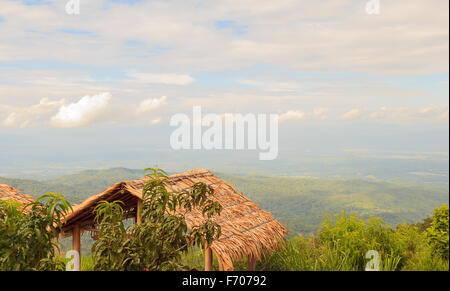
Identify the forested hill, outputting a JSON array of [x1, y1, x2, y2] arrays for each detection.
[[0, 176, 89, 203], [218, 174, 449, 234], [46, 168, 145, 191], [0, 168, 144, 204], [1, 168, 448, 234]]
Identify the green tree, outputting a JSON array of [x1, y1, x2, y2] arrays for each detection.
[[91, 200, 128, 270], [426, 204, 449, 260], [317, 211, 402, 270], [92, 167, 222, 271], [0, 193, 72, 270]]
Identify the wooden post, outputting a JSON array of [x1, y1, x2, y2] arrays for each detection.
[[72, 224, 81, 271], [248, 255, 256, 271], [205, 244, 213, 271], [136, 199, 142, 225]]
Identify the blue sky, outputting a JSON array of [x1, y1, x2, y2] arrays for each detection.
[[0, 0, 448, 174]]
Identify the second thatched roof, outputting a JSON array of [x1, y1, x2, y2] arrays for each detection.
[[63, 169, 288, 270], [0, 184, 35, 212]]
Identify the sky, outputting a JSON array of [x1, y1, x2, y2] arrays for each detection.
[[0, 0, 448, 176]]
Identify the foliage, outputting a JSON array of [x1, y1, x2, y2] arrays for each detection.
[[212, 174, 449, 235], [259, 211, 449, 271], [91, 200, 128, 270], [92, 167, 222, 271], [0, 193, 71, 270], [412, 216, 433, 232], [80, 255, 95, 271], [258, 235, 351, 271], [426, 204, 449, 260], [317, 212, 402, 270]]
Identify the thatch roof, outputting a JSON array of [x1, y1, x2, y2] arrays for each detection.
[[63, 169, 288, 270], [0, 184, 35, 212]]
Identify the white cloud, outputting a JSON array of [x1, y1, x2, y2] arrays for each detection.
[[369, 106, 405, 120], [137, 96, 168, 114], [150, 118, 162, 125], [0, 0, 448, 130], [128, 73, 194, 85], [279, 108, 328, 123], [437, 111, 449, 121], [339, 108, 362, 120], [418, 105, 449, 122], [1, 0, 447, 74], [0, 92, 171, 128], [238, 79, 301, 92], [339, 105, 450, 124], [50, 92, 113, 128], [279, 110, 307, 122], [0, 98, 65, 128], [2, 112, 28, 128], [420, 106, 436, 114]]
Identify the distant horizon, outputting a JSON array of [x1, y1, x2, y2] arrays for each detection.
[[1, 150, 448, 188]]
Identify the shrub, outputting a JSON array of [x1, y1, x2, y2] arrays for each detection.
[[426, 204, 449, 260], [0, 193, 71, 270], [318, 212, 402, 270]]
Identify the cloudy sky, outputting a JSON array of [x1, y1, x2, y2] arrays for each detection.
[[0, 0, 448, 175]]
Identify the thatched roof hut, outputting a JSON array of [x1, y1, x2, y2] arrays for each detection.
[[0, 184, 35, 212], [62, 169, 288, 271]]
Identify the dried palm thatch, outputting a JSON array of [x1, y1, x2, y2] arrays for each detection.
[[62, 169, 288, 270], [0, 184, 35, 213]]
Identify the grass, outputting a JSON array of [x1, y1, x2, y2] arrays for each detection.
[[81, 256, 94, 271], [179, 247, 254, 271]]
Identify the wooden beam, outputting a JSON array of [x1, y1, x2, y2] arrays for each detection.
[[205, 244, 213, 271], [72, 224, 81, 271], [248, 255, 256, 271], [136, 199, 142, 225]]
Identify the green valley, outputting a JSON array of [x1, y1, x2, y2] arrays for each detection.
[[1, 167, 448, 235]]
